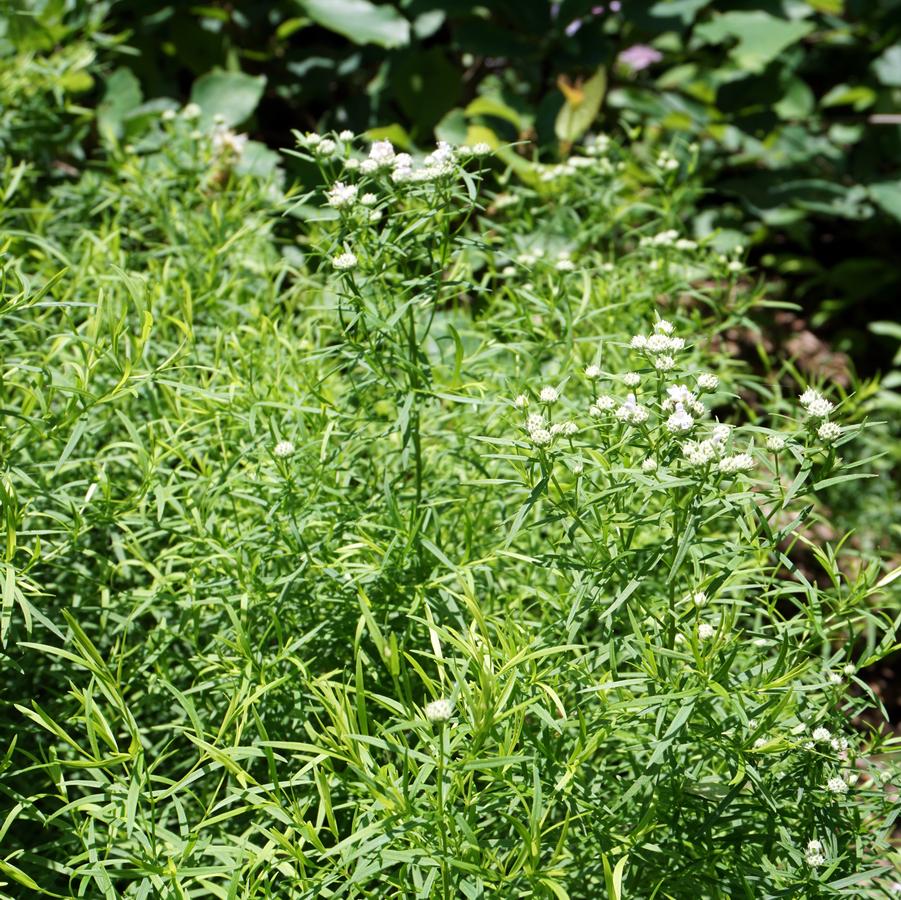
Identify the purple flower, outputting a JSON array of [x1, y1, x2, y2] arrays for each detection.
[[610, 1, 621, 10], [565, 18, 583, 36], [617, 44, 663, 72]]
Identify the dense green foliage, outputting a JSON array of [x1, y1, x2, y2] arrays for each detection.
[[5, 0, 899, 357], [1, 2, 899, 898]]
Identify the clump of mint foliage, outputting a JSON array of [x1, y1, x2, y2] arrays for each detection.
[[0, 114, 898, 898]]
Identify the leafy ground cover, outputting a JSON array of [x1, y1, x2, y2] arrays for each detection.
[[0, 102, 898, 897]]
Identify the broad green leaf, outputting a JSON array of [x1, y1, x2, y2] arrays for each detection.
[[695, 12, 814, 73], [774, 77, 814, 120], [873, 44, 901, 87], [465, 95, 524, 131], [190, 69, 266, 127], [555, 66, 606, 144], [97, 67, 142, 142], [868, 180, 901, 222], [820, 83, 875, 110], [298, 0, 410, 48]]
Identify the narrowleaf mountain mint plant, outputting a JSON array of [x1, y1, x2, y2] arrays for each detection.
[[0, 125, 897, 899]]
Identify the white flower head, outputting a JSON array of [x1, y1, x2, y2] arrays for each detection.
[[424, 698, 453, 722], [623, 372, 641, 388], [556, 259, 575, 272], [654, 355, 676, 371], [211, 127, 248, 158], [332, 251, 358, 270], [630, 335, 648, 350], [818, 421, 841, 443], [766, 434, 786, 452], [691, 591, 708, 607], [472, 142, 492, 156], [182, 102, 202, 120], [326, 181, 359, 209], [654, 318, 675, 335], [316, 138, 337, 156], [641, 457, 658, 473], [682, 439, 716, 467], [812, 727, 831, 743], [696, 372, 718, 391], [539, 386, 559, 404], [718, 453, 754, 474], [530, 428, 553, 447], [339, 129, 354, 141], [368, 139, 396, 168], [666, 384, 696, 408], [666, 405, 694, 433], [826, 776, 847, 795], [646, 333, 671, 353], [514, 393, 529, 409], [806, 397, 835, 419], [615, 393, 649, 425], [805, 840, 825, 868], [585, 364, 602, 380], [274, 440, 295, 458], [698, 623, 716, 640]]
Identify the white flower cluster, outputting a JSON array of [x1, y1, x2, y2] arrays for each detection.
[[539, 386, 559, 404], [360, 139, 396, 173], [825, 775, 848, 795], [211, 124, 248, 160], [537, 158, 597, 182], [800, 388, 843, 444], [662, 385, 705, 434], [273, 440, 294, 459], [799, 388, 834, 420], [614, 393, 649, 425], [630, 319, 685, 372], [640, 229, 683, 248], [458, 142, 492, 157], [589, 395, 615, 416], [805, 840, 826, 868], [656, 150, 679, 172], [524, 408, 577, 447], [584, 134, 611, 156], [347, 139, 467, 184], [681, 422, 731, 467], [424, 698, 453, 722], [717, 452, 754, 474], [332, 251, 358, 271], [326, 181, 359, 209], [298, 132, 345, 157]]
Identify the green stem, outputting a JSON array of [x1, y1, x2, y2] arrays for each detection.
[[437, 725, 450, 900]]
